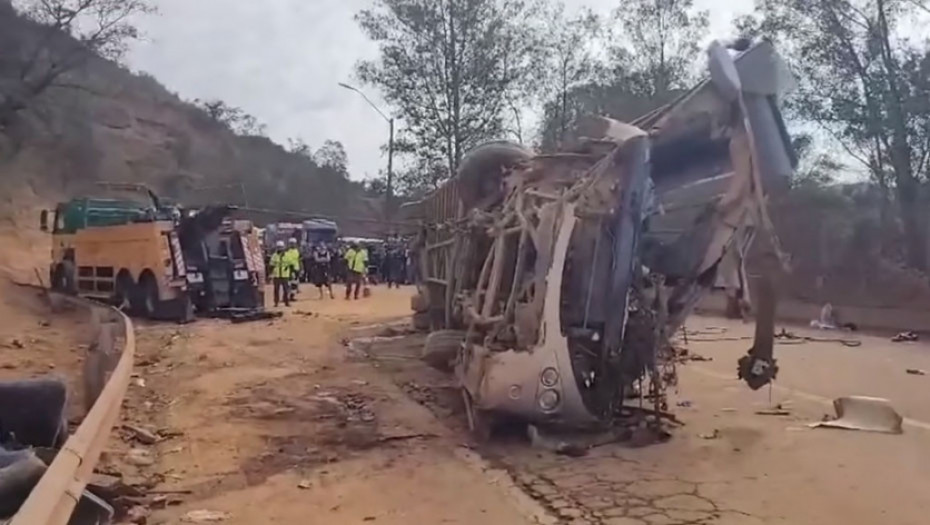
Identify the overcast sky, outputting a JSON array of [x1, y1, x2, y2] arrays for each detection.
[[127, 0, 754, 181]]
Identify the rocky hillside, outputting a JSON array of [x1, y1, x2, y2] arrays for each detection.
[[0, 1, 382, 239]]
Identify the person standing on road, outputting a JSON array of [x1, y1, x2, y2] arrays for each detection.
[[285, 238, 302, 302], [344, 242, 367, 300], [269, 240, 295, 307], [311, 243, 335, 299]]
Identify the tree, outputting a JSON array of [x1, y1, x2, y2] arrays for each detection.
[[1, 0, 155, 125], [608, 0, 709, 99], [315, 139, 349, 176], [287, 137, 313, 158], [193, 99, 266, 136], [739, 0, 930, 271], [534, 0, 705, 150], [535, 3, 601, 149], [356, 0, 539, 185]]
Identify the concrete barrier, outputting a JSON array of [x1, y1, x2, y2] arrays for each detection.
[[10, 293, 134, 525]]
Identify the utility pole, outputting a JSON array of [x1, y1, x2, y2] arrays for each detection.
[[338, 83, 394, 225]]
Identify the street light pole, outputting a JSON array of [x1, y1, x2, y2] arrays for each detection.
[[338, 82, 394, 223]]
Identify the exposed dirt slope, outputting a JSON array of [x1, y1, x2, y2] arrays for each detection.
[[0, 2, 383, 235]]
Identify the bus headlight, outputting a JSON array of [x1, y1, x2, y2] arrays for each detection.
[[540, 367, 559, 387], [538, 389, 560, 412]]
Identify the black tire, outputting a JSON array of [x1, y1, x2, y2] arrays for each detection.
[[412, 311, 430, 331], [411, 292, 429, 313], [137, 275, 159, 319], [114, 274, 135, 312], [422, 330, 466, 372], [51, 261, 76, 294]]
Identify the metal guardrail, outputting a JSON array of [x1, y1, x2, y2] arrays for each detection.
[[10, 293, 135, 525]]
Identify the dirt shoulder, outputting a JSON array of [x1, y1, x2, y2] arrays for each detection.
[[113, 286, 537, 525]]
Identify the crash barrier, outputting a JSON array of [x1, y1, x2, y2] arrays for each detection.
[[10, 292, 135, 525]]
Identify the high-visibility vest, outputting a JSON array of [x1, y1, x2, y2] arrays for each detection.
[[345, 248, 368, 273], [284, 248, 301, 273], [270, 251, 295, 279]]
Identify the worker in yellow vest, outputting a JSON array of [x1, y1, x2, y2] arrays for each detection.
[[284, 238, 302, 302], [269, 240, 297, 307], [344, 242, 368, 300]]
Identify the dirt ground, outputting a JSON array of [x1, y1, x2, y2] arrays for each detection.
[[111, 286, 539, 525], [70, 284, 930, 524]]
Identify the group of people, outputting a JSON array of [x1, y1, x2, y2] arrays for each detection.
[[269, 239, 403, 306]]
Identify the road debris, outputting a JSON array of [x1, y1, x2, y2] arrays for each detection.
[[184, 509, 231, 522], [527, 425, 588, 457], [756, 408, 791, 416], [126, 504, 151, 524], [297, 479, 312, 489], [774, 328, 862, 347], [123, 424, 159, 445], [893, 331, 920, 343], [809, 396, 903, 434], [906, 368, 927, 376], [125, 448, 155, 467], [699, 429, 720, 440]]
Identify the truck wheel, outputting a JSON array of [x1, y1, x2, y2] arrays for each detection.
[[52, 262, 76, 294], [138, 275, 159, 319], [114, 274, 135, 312], [422, 330, 466, 372]]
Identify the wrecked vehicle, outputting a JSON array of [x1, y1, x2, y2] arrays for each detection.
[[407, 40, 794, 431], [177, 207, 267, 315]]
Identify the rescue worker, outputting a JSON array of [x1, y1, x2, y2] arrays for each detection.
[[285, 238, 302, 302], [344, 242, 367, 300], [269, 240, 296, 307]]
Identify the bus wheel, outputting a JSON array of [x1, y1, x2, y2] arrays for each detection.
[[114, 274, 135, 312]]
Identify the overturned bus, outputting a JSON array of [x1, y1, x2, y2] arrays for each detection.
[[406, 40, 794, 431]]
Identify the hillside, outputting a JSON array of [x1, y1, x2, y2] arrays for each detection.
[[0, 1, 382, 255]]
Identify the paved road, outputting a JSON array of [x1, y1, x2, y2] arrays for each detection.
[[369, 314, 930, 525]]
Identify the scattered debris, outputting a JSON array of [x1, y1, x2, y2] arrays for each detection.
[[809, 396, 903, 434], [755, 403, 791, 416], [9, 338, 24, 349], [775, 328, 861, 348], [184, 510, 231, 522], [125, 448, 155, 467], [126, 505, 151, 524], [376, 432, 438, 444], [134, 377, 146, 388], [38, 320, 51, 328], [527, 425, 588, 457], [298, 479, 312, 489], [892, 331, 919, 343], [123, 424, 159, 445], [351, 379, 369, 386], [906, 368, 927, 376], [755, 408, 791, 416], [676, 400, 693, 408], [699, 429, 720, 440]]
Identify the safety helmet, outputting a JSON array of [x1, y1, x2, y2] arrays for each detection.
[[288, 237, 298, 246], [275, 240, 285, 249]]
